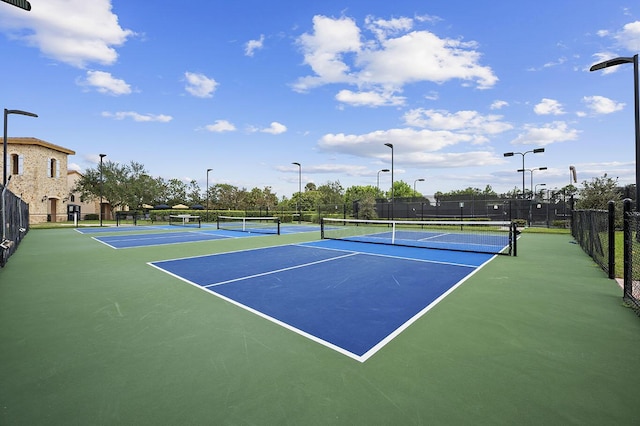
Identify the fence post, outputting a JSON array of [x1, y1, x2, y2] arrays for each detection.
[[608, 200, 616, 279], [623, 199, 632, 299]]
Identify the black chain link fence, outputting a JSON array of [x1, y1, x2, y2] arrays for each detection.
[[571, 204, 613, 277], [1, 184, 29, 267], [622, 199, 640, 314]]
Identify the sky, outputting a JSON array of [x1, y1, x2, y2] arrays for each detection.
[[1, 0, 639, 200]]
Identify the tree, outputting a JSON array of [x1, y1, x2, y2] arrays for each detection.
[[186, 180, 202, 206], [246, 186, 279, 210], [387, 180, 413, 198], [165, 178, 188, 206], [344, 185, 380, 206], [317, 181, 344, 204], [72, 160, 161, 215], [356, 193, 378, 219], [575, 174, 621, 209], [436, 186, 498, 198]]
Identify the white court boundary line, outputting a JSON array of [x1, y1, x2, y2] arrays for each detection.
[[148, 243, 497, 362]]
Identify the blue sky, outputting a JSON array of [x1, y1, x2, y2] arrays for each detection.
[[1, 0, 639, 200]]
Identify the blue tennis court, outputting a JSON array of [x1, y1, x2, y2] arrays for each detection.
[[93, 230, 246, 249], [149, 241, 494, 362], [75, 224, 212, 234]]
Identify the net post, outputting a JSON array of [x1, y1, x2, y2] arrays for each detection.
[[320, 218, 325, 239], [391, 221, 396, 245], [511, 222, 517, 256], [276, 217, 281, 235], [216, 216, 220, 229]]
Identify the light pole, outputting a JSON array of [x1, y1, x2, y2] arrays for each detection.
[[517, 166, 547, 198], [206, 168, 212, 221], [384, 143, 394, 219], [377, 169, 389, 193], [413, 178, 425, 197], [292, 162, 301, 223], [590, 54, 639, 210], [99, 154, 106, 226], [534, 183, 546, 200], [504, 148, 545, 198], [1, 0, 33, 11], [4, 108, 38, 186]]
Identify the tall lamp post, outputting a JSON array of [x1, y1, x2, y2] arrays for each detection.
[[534, 183, 547, 200], [377, 169, 389, 192], [292, 162, 301, 223], [413, 178, 425, 197], [384, 143, 394, 219], [590, 54, 639, 210], [4, 108, 38, 186], [99, 154, 106, 226], [504, 148, 545, 198], [517, 166, 547, 198], [206, 168, 212, 221]]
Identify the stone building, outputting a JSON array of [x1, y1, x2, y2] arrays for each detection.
[[2, 137, 75, 224]]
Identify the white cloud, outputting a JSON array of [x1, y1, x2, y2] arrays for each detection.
[[277, 163, 371, 176], [402, 109, 513, 140], [319, 128, 473, 158], [583, 95, 625, 114], [335, 89, 405, 107], [364, 15, 414, 41], [245, 34, 265, 56], [510, 121, 579, 146], [184, 72, 218, 98], [0, 0, 134, 68], [205, 120, 236, 132], [615, 20, 640, 52], [293, 14, 498, 102], [77, 70, 131, 95], [534, 98, 565, 115], [490, 100, 508, 110], [101, 111, 172, 122], [317, 127, 504, 168], [542, 57, 567, 68], [261, 122, 287, 134], [293, 15, 362, 91]]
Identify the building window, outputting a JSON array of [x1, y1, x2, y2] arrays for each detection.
[[10, 154, 23, 176], [48, 158, 58, 178]]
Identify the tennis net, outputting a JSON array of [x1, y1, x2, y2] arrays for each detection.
[[217, 216, 281, 235], [169, 214, 201, 228], [321, 218, 516, 255]]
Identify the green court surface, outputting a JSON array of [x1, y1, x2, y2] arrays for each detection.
[[1, 228, 639, 425]]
